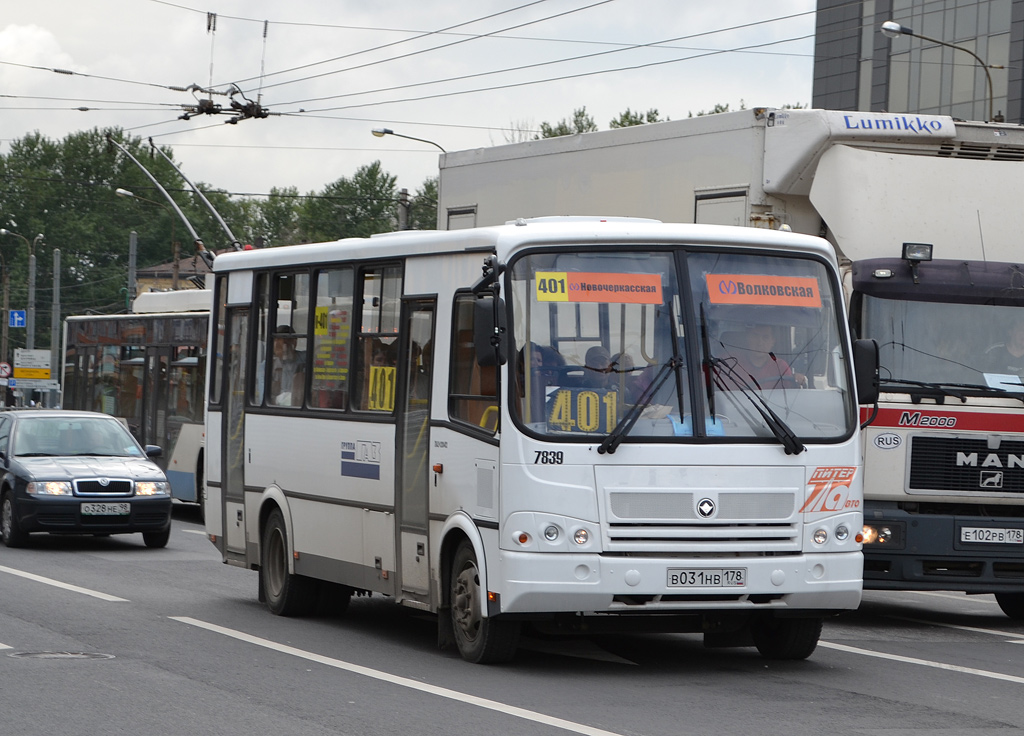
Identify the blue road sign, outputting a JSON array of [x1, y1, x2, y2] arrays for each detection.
[[9, 310, 25, 328]]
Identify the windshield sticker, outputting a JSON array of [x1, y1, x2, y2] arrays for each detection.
[[535, 272, 663, 304], [706, 274, 822, 308]]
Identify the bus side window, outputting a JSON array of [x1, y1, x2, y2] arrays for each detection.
[[449, 294, 498, 434]]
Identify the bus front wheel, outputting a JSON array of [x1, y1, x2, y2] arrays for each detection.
[[751, 615, 823, 660], [449, 541, 520, 664], [261, 509, 317, 616]]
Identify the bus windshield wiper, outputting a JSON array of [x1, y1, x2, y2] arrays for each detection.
[[880, 377, 1024, 404], [700, 305, 716, 421], [598, 358, 682, 455], [707, 356, 805, 455]]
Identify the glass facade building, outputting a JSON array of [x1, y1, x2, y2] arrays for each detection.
[[813, 0, 1020, 123]]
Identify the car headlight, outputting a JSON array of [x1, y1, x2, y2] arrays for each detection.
[[135, 481, 170, 496], [26, 481, 73, 496]]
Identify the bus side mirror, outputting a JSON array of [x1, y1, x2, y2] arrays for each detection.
[[853, 339, 879, 405], [474, 296, 507, 367]]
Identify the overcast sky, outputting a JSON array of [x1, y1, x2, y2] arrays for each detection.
[[1, 0, 817, 200]]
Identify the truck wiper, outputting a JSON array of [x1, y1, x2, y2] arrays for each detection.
[[880, 377, 1024, 404], [707, 357, 805, 455], [598, 358, 682, 455]]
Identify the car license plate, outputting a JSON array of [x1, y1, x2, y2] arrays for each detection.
[[667, 568, 746, 587], [960, 527, 1024, 544], [81, 502, 130, 516]]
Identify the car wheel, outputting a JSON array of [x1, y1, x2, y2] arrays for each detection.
[[995, 592, 1024, 619], [1, 491, 29, 548], [751, 615, 823, 660], [449, 540, 520, 663], [260, 508, 317, 616], [143, 525, 171, 549]]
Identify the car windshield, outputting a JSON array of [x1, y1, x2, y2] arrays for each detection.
[[14, 416, 144, 457]]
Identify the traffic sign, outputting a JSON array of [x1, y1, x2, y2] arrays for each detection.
[[9, 310, 25, 328], [0, 362, 10, 378]]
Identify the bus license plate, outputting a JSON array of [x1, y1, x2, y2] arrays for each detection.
[[960, 527, 1024, 544], [667, 568, 746, 587], [81, 502, 130, 516]]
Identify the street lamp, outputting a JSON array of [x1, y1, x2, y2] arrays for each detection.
[[116, 187, 182, 290], [371, 127, 447, 152], [881, 20, 1003, 123]]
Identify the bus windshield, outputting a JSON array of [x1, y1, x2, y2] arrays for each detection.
[[510, 247, 855, 443]]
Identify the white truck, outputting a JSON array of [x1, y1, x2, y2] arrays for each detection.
[[438, 107, 1024, 618]]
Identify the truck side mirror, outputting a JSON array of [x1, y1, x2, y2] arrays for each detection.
[[853, 339, 879, 406], [474, 296, 507, 367]]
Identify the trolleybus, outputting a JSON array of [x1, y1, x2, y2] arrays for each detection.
[[62, 288, 210, 511]]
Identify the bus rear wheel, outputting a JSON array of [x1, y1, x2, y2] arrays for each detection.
[[751, 615, 823, 660], [995, 592, 1024, 620], [449, 541, 520, 664], [261, 509, 317, 616]]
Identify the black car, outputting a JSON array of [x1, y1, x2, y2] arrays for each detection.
[[0, 410, 172, 548]]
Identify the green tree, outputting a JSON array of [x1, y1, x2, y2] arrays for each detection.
[[688, 101, 747, 117], [609, 108, 667, 128], [298, 161, 397, 242], [537, 107, 599, 138], [409, 177, 438, 230]]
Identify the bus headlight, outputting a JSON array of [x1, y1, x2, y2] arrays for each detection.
[[573, 528, 589, 545], [812, 528, 828, 545], [135, 481, 170, 496], [544, 525, 560, 541], [26, 481, 72, 496], [835, 525, 850, 541]]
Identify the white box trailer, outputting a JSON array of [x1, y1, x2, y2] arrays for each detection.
[[439, 108, 1024, 617]]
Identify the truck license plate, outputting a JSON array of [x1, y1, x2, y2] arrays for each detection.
[[960, 527, 1024, 544], [81, 502, 130, 516], [667, 568, 746, 587]]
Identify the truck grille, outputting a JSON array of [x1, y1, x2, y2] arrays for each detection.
[[909, 436, 1024, 493]]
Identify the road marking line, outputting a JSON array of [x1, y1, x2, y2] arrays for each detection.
[[171, 616, 634, 736], [181, 529, 207, 535], [0, 642, 11, 650], [0, 565, 128, 602], [819, 641, 1024, 684], [889, 615, 1024, 641]]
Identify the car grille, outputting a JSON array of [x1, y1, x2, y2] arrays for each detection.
[[74, 479, 133, 496], [909, 436, 1024, 493]]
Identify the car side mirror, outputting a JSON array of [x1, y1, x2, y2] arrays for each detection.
[[145, 445, 163, 459], [853, 339, 879, 405]]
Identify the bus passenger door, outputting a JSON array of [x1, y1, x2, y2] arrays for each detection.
[[222, 308, 248, 556], [143, 347, 170, 452], [396, 298, 435, 605]]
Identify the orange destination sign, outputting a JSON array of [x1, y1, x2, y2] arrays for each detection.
[[535, 272, 663, 305], [706, 274, 822, 308]]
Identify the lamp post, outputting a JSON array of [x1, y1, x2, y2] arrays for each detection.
[[371, 127, 447, 152], [116, 188, 181, 290], [881, 20, 1002, 123]]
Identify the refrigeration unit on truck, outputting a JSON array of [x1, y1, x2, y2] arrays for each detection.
[[438, 107, 1024, 618]]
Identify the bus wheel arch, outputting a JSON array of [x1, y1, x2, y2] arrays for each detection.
[[259, 504, 317, 616]]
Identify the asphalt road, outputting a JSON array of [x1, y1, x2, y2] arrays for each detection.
[[2, 504, 1023, 736]]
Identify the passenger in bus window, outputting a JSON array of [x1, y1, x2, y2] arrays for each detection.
[[271, 325, 304, 406], [985, 315, 1024, 375], [583, 345, 615, 389]]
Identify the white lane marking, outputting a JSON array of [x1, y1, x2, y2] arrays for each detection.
[[0, 642, 11, 650], [819, 641, 1024, 685], [0, 565, 128, 602], [181, 529, 207, 535], [890, 616, 1024, 641], [172, 616, 637, 736]]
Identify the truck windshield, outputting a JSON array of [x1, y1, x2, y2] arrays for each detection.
[[509, 247, 855, 443], [862, 296, 1024, 394]]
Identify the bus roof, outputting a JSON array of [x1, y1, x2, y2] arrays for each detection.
[[210, 218, 837, 272], [132, 288, 212, 314]]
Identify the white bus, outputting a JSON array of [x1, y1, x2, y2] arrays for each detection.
[[204, 218, 877, 663], [62, 288, 211, 511]]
